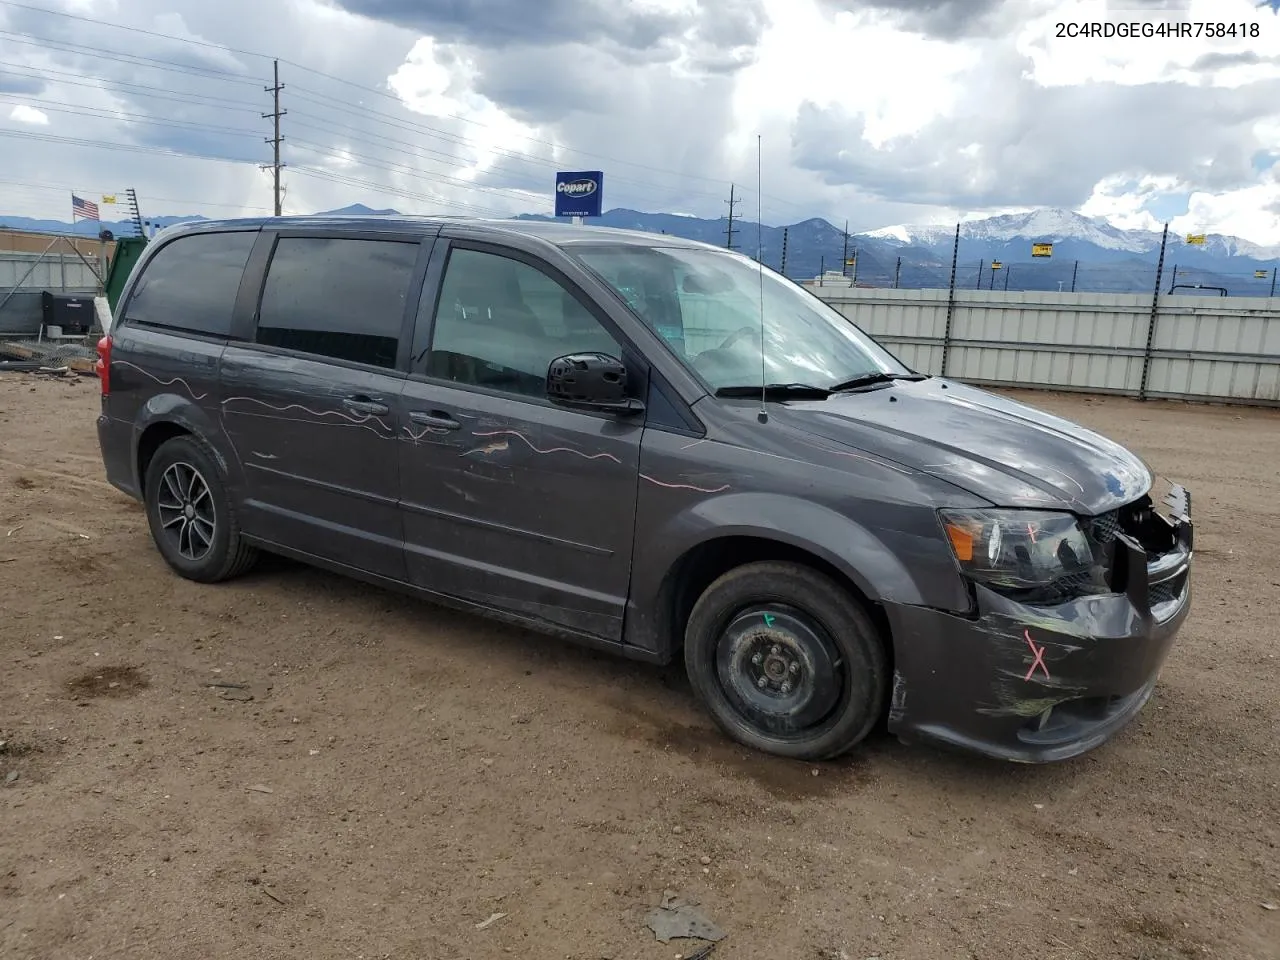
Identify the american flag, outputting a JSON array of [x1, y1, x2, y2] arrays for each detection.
[[71, 194, 99, 221]]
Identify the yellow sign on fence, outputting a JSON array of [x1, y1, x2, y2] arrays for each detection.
[[101, 195, 117, 204], [1185, 234, 1206, 245], [1031, 242, 1052, 258], [844, 257, 856, 266], [1256, 270, 1269, 279], [990, 260, 1002, 269]]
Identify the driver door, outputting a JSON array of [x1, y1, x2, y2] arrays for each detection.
[[397, 241, 645, 642]]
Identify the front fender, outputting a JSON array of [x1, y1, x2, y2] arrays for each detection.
[[623, 490, 959, 659]]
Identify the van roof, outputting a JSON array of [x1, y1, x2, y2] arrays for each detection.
[[159, 215, 721, 251]]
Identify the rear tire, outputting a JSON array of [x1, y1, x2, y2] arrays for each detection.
[[143, 435, 257, 583], [684, 561, 887, 761]]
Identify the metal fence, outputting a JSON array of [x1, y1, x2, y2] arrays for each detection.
[[807, 286, 1280, 407], [0, 247, 103, 336]]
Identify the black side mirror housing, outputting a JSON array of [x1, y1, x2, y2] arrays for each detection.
[[546, 353, 644, 415]]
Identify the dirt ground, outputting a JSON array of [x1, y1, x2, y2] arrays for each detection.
[[1, 373, 1277, 960]]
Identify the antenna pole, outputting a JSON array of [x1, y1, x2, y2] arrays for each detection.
[[263, 59, 286, 216], [841, 221, 849, 278], [780, 226, 788, 277], [756, 136, 767, 424]]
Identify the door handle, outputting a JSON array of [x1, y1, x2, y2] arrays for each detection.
[[409, 410, 461, 430], [343, 395, 389, 416]]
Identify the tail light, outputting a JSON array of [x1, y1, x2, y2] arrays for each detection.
[[95, 334, 112, 396]]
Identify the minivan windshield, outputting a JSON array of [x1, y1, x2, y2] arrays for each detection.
[[572, 244, 913, 392]]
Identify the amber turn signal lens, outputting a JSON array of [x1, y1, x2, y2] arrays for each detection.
[[944, 521, 976, 562]]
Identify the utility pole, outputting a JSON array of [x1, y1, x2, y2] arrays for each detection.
[[263, 59, 286, 217], [1271, 266, 1277, 298], [850, 247, 858, 284], [841, 221, 849, 277], [724, 184, 740, 250], [779, 226, 789, 276], [1071, 260, 1079, 293], [893, 256, 901, 289]]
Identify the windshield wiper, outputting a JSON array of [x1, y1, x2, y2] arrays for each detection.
[[714, 382, 832, 400], [828, 371, 929, 392]]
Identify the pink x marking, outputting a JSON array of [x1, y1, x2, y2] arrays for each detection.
[[1024, 629, 1050, 681]]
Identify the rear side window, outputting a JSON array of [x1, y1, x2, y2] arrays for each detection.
[[256, 237, 418, 369], [124, 231, 255, 337]]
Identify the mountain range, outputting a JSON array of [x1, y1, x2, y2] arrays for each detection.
[[3, 204, 1276, 296]]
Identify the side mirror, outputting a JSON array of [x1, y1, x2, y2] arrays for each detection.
[[546, 353, 644, 415]]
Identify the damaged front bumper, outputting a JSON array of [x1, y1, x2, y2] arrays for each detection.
[[884, 485, 1193, 763]]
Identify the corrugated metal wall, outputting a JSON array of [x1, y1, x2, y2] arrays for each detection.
[[808, 286, 1280, 406], [0, 250, 101, 336]]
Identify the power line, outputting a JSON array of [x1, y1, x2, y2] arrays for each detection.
[[0, 30, 263, 85], [3, 29, 801, 220], [287, 167, 505, 217], [0, 88, 550, 209], [3, 51, 763, 213], [0, 0, 814, 212], [0, 128, 510, 217], [0, 63, 265, 112], [0, 94, 266, 136]]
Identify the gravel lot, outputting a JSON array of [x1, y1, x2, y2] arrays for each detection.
[[1, 373, 1278, 960]]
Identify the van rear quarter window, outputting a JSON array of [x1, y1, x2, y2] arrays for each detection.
[[255, 237, 418, 369], [124, 231, 256, 336]]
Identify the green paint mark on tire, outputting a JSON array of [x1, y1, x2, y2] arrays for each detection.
[[763, 613, 776, 627]]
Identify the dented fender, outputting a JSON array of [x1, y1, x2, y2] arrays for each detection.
[[623, 490, 960, 659]]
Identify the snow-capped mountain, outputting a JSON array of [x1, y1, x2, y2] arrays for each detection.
[[4, 204, 1276, 296], [862, 207, 1280, 261]]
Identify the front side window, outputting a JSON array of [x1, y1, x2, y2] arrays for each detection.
[[256, 237, 419, 369], [574, 244, 910, 391], [125, 231, 256, 337], [425, 247, 622, 398]]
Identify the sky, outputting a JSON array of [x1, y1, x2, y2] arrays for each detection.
[[1, 0, 1279, 243]]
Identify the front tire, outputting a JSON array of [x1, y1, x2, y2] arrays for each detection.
[[143, 435, 257, 583], [684, 561, 887, 761]]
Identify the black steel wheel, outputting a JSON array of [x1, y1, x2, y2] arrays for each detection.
[[143, 434, 257, 583], [684, 561, 887, 761]]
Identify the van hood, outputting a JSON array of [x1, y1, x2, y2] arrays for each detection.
[[772, 378, 1151, 515]]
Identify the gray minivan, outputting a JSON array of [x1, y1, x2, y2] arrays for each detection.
[[95, 216, 1193, 764]]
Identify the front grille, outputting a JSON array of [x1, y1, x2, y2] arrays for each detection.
[[1150, 571, 1188, 606], [1087, 510, 1120, 544]]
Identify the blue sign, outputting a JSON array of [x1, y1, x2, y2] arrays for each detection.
[[555, 170, 603, 218]]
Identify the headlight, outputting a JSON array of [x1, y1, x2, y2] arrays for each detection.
[[939, 509, 1109, 602]]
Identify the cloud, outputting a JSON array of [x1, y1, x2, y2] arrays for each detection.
[[8, 104, 49, 125], [1, 0, 1279, 247], [814, 0, 1009, 38], [793, 68, 1280, 209], [1190, 50, 1276, 70], [0, 73, 47, 95], [331, 0, 767, 68]]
